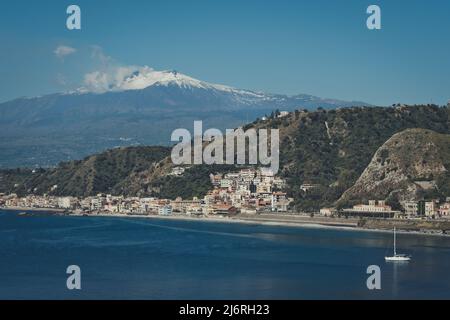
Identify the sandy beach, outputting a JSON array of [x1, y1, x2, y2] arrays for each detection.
[[2, 206, 449, 237], [1, 206, 66, 213]]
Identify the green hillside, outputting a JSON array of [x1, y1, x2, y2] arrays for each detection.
[[1, 104, 449, 211]]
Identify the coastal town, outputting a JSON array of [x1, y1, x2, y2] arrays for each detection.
[[1, 166, 449, 221], [0, 168, 293, 216]]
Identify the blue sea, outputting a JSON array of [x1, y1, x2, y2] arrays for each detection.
[[0, 209, 449, 300]]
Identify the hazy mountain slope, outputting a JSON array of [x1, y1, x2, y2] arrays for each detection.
[[0, 70, 370, 168], [337, 129, 450, 205]]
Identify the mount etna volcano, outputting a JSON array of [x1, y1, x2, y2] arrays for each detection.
[[0, 69, 370, 168]]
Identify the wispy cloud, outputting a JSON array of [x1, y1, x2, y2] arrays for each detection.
[[54, 45, 76, 59], [90, 45, 113, 66], [80, 46, 192, 93], [83, 65, 155, 93], [81, 45, 154, 93]]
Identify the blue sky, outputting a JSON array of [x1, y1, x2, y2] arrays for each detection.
[[0, 0, 449, 105]]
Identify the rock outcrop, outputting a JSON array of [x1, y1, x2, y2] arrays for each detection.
[[338, 128, 450, 203]]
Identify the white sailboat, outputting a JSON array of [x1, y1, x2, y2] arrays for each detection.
[[385, 227, 411, 262]]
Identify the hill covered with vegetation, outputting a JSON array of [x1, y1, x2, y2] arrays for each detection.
[[0, 146, 170, 197], [255, 104, 450, 210], [1, 104, 449, 211]]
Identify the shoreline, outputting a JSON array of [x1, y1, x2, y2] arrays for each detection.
[[0, 206, 66, 213], [2, 206, 449, 237]]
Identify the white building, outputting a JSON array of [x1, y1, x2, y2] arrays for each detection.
[[402, 201, 418, 216], [260, 168, 275, 177], [438, 203, 450, 218], [57, 197, 76, 209], [271, 192, 289, 212], [343, 200, 400, 218], [300, 184, 320, 193], [425, 200, 438, 217], [320, 208, 337, 216], [169, 167, 185, 176], [277, 111, 290, 118], [158, 205, 173, 216], [220, 179, 232, 188], [239, 169, 256, 181]]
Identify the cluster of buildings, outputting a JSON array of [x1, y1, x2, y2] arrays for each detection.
[[260, 110, 290, 121], [3, 161, 447, 220], [206, 168, 292, 215], [401, 199, 450, 219], [0, 168, 293, 217], [338, 200, 402, 218], [321, 199, 450, 219]]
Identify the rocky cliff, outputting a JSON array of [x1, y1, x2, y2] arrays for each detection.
[[338, 128, 450, 205]]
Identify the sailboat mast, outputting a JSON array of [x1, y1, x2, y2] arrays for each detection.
[[393, 227, 396, 256]]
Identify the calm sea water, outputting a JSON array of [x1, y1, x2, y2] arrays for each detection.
[[0, 209, 449, 300]]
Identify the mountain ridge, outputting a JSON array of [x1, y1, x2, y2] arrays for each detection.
[[0, 69, 371, 168]]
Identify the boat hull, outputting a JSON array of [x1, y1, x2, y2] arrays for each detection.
[[385, 256, 411, 262]]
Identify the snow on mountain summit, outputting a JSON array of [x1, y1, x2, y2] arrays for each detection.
[[68, 66, 371, 108], [79, 66, 262, 97], [120, 68, 213, 90]]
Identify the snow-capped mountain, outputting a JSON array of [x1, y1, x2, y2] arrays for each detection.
[[116, 68, 240, 92], [0, 68, 371, 167], [79, 67, 257, 94], [77, 67, 278, 106]]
